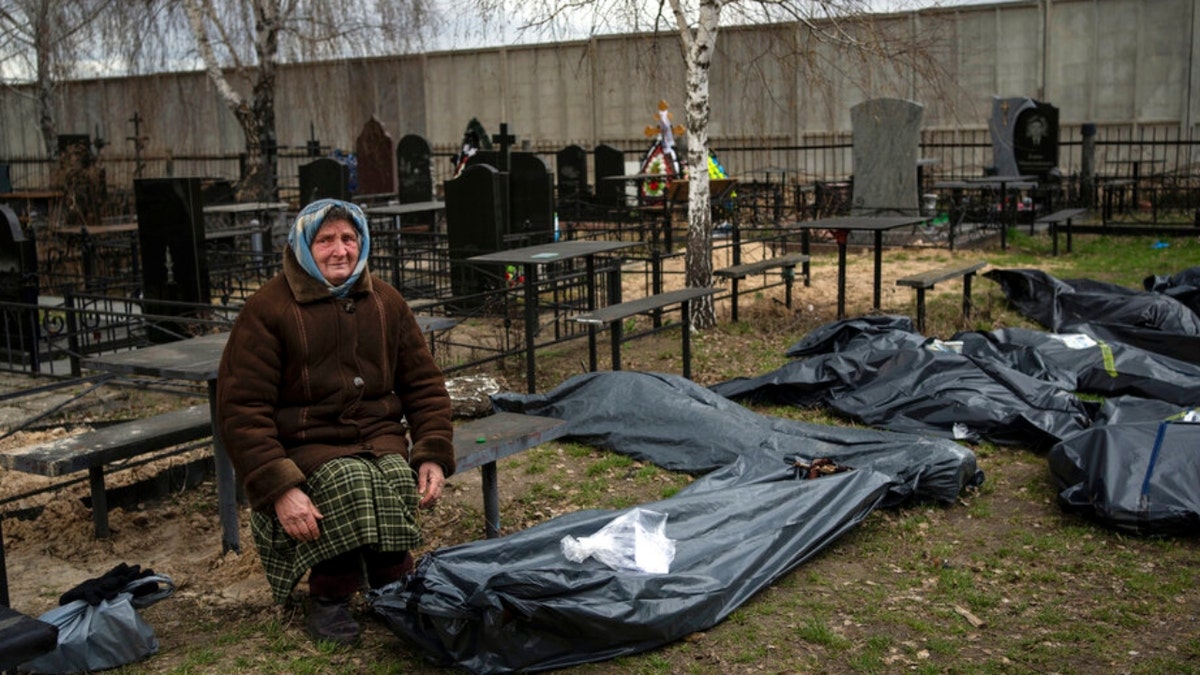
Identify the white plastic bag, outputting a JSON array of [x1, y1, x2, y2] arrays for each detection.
[[560, 508, 676, 574]]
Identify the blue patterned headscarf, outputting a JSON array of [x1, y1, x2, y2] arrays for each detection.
[[288, 198, 371, 297]]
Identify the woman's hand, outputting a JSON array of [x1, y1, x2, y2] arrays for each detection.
[[417, 462, 445, 508], [274, 487, 323, 542]]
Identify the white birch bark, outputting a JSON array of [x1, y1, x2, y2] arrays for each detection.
[[669, 0, 724, 329]]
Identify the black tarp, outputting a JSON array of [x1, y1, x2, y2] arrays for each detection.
[[711, 317, 1095, 449], [1048, 420, 1200, 536], [371, 372, 982, 673], [984, 267, 1200, 364]]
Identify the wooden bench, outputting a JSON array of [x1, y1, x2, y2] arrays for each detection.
[[713, 253, 810, 322], [453, 412, 569, 539], [0, 405, 212, 539], [1035, 208, 1088, 256], [574, 287, 720, 379], [896, 261, 987, 333]]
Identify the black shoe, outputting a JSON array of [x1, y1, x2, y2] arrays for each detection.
[[306, 596, 360, 645]]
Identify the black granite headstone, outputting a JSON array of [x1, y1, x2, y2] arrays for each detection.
[[556, 145, 588, 220], [593, 144, 625, 208], [397, 134, 433, 203], [298, 157, 350, 207], [990, 97, 1060, 178], [445, 164, 508, 310], [0, 204, 39, 368], [396, 134, 435, 230], [134, 177, 210, 343], [1013, 103, 1059, 178], [508, 152, 555, 245]]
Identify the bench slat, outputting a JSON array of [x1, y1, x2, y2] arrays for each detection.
[[452, 412, 569, 538], [575, 287, 719, 324], [714, 253, 810, 280], [896, 261, 987, 289], [1035, 208, 1087, 224], [0, 405, 212, 477]]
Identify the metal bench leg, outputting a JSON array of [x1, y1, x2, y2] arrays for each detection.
[[1066, 218, 1074, 253], [730, 278, 740, 322], [1051, 222, 1059, 256], [610, 319, 623, 371], [915, 287, 927, 333], [0, 518, 8, 606], [962, 273, 976, 322], [783, 265, 795, 310], [482, 462, 500, 539], [88, 466, 110, 538]]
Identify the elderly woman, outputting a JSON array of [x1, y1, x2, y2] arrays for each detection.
[[216, 198, 454, 645]]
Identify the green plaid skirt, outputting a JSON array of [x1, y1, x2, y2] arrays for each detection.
[[251, 454, 421, 604]]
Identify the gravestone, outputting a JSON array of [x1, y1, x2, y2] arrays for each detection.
[[298, 157, 350, 207], [354, 116, 396, 197], [0, 164, 11, 194], [593, 144, 625, 209], [556, 145, 588, 220], [134, 177, 210, 343], [851, 98, 923, 216], [0, 204, 39, 369], [396, 134, 435, 230], [445, 163, 508, 311], [507, 152, 555, 246], [466, 150, 555, 246], [396, 134, 434, 203], [990, 97, 1059, 178]]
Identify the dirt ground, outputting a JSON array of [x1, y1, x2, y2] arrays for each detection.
[[0, 241, 1087, 672]]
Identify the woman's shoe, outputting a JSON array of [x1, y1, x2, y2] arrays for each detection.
[[306, 596, 360, 645]]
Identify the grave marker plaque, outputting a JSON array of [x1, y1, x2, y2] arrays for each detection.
[[134, 177, 210, 343], [299, 157, 350, 207], [556, 145, 588, 220], [445, 164, 508, 311], [0, 204, 39, 369], [354, 116, 396, 197], [851, 98, 923, 216]]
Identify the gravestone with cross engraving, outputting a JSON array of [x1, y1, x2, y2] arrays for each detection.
[[0, 204, 39, 368], [445, 164, 508, 311], [556, 145, 588, 221], [298, 157, 350, 207], [990, 97, 1059, 178], [354, 116, 396, 198], [851, 98, 923, 216], [134, 177, 211, 343]]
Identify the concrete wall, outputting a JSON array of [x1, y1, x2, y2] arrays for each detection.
[[0, 0, 1193, 163]]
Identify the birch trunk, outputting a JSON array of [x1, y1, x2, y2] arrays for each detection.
[[183, 0, 279, 202], [670, 0, 723, 330]]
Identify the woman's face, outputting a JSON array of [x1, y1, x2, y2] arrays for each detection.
[[311, 218, 360, 285]]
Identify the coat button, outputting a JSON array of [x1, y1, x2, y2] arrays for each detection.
[[353, 376, 364, 388]]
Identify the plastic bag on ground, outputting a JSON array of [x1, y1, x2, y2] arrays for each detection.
[[561, 508, 675, 574]]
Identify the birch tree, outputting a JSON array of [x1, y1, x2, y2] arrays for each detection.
[[140, 0, 437, 201], [471, 0, 949, 329], [0, 0, 113, 155]]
